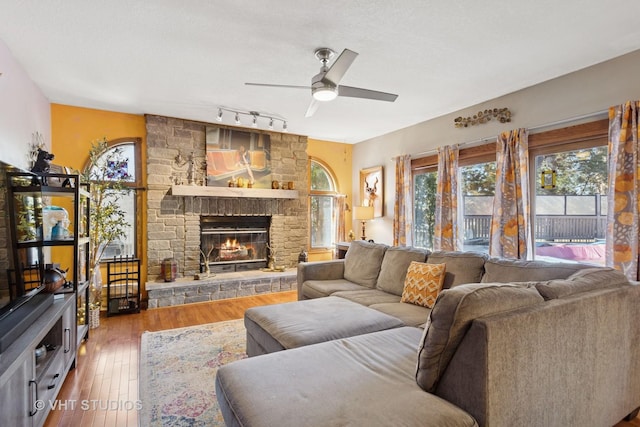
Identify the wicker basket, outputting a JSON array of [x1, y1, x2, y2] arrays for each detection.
[[89, 307, 100, 329]]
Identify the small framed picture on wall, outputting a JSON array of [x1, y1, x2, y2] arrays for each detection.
[[359, 165, 383, 217]]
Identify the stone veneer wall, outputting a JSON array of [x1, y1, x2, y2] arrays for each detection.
[[145, 114, 308, 282]]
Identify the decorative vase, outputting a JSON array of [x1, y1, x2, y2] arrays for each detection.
[[89, 307, 100, 329], [90, 265, 103, 306], [161, 258, 178, 282]]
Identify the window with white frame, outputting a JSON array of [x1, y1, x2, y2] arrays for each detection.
[[310, 159, 338, 249]]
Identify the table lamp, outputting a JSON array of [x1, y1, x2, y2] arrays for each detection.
[[353, 206, 374, 240]]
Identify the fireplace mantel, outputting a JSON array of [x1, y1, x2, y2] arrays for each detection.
[[170, 185, 299, 199]]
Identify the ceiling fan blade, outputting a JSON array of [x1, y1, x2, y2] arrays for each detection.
[[245, 82, 310, 90], [305, 98, 320, 118], [338, 85, 398, 102], [322, 49, 358, 86]]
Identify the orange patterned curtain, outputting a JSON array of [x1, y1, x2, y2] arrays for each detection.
[[489, 129, 532, 259], [606, 101, 640, 280], [433, 145, 461, 251], [393, 155, 413, 246]]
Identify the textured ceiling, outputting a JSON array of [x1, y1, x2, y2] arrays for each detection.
[[1, 1, 639, 143]]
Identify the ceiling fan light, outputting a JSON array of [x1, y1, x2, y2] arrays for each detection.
[[312, 86, 338, 101]]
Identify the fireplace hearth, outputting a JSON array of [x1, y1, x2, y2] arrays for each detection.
[[201, 216, 270, 273]]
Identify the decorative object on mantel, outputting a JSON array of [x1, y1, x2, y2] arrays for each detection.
[[216, 107, 288, 132], [454, 108, 512, 128], [174, 150, 205, 186]]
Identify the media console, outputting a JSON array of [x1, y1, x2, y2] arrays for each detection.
[[0, 294, 76, 427]]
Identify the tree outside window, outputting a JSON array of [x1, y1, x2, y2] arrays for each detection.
[[413, 170, 437, 249], [84, 139, 139, 264], [310, 160, 338, 249]]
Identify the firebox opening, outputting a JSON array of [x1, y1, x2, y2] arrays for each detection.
[[200, 216, 271, 273]]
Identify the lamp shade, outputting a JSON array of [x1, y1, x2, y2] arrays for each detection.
[[353, 205, 374, 221]]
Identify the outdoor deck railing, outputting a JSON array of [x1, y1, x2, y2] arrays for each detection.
[[414, 214, 607, 248]]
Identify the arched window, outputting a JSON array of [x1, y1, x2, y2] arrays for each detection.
[[85, 138, 142, 262], [310, 159, 339, 249]]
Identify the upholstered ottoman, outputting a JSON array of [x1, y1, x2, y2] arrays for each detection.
[[244, 296, 405, 356]]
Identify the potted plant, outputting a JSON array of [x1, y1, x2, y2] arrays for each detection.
[[81, 138, 132, 321]]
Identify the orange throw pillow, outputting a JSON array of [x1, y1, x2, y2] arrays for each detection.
[[401, 262, 446, 308]]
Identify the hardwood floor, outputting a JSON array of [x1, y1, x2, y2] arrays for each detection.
[[43, 289, 639, 427], [43, 291, 297, 427]]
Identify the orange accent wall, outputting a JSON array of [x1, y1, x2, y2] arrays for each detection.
[[50, 104, 148, 298], [307, 139, 353, 261]]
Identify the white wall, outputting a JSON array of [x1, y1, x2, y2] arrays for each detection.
[[354, 49, 640, 244], [0, 38, 50, 169]]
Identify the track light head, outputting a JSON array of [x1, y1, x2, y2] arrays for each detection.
[[216, 109, 223, 122]]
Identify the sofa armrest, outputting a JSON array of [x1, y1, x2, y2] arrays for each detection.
[[296, 260, 345, 300], [435, 285, 640, 427]]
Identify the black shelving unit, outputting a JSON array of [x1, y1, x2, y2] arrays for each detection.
[[105, 256, 140, 316], [6, 171, 91, 347]]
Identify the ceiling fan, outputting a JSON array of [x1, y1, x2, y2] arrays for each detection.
[[245, 48, 398, 117]]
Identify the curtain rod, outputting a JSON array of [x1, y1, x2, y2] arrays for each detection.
[[391, 109, 609, 161]]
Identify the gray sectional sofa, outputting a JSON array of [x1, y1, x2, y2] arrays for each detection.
[[215, 240, 640, 427]]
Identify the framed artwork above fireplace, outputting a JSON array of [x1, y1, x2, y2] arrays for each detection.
[[205, 127, 271, 188]]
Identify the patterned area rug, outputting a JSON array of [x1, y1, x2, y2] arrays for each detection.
[[139, 319, 246, 426]]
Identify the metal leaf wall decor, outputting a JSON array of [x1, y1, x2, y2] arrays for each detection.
[[454, 108, 512, 128]]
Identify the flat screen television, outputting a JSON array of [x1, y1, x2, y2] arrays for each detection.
[[0, 160, 52, 353]]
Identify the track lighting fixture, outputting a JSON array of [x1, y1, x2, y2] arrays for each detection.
[[215, 107, 288, 133]]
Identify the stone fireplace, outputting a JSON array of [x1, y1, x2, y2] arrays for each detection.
[[145, 115, 308, 288]]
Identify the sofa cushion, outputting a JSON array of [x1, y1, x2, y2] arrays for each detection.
[[401, 262, 446, 308], [415, 283, 544, 393], [369, 302, 432, 328], [426, 251, 488, 289], [244, 297, 404, 354], [376, 246, 429, 296], [344, 240, 389, 288], [535, 267, 630, 300], [332, 289, 401, 306], [216, 327, 478, 427], [301, 279, 369, 299], [481, 257, 592, 283]]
